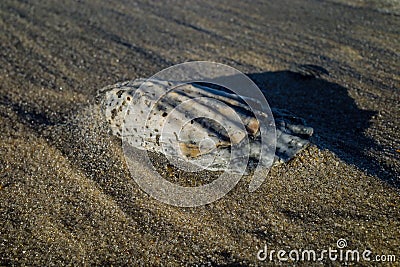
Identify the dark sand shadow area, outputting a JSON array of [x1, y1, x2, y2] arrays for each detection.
[[248, 68, 398, 187]]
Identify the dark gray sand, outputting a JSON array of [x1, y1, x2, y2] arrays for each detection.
[[1, 0, 399, 265]]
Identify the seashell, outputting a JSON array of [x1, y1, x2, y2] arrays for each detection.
[[98, 79, 313, 172]]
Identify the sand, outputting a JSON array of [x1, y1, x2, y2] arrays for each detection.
[[0, 0, 399, 265]]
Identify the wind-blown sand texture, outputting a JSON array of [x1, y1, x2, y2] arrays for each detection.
[[1, 0, 399, 265]]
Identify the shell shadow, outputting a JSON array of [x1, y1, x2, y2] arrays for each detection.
[[247, 68, 398, 188]]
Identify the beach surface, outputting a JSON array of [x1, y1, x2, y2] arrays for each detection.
[[1, 0, 399, 265]]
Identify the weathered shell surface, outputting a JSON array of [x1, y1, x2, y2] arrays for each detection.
[[98, 79, 313, 172]]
